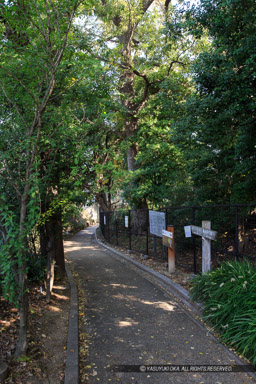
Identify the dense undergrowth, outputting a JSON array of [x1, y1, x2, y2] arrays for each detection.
[[190, 260, 256, 364]]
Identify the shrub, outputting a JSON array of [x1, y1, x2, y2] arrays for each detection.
[[190, 260, 256, 364], [62, 204, 87, 233], [27, 254, 46, 283]]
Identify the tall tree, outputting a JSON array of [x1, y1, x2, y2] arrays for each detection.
[[0, 0, 80, 356], [80, 0, 196, 213], [174, 0, 256, 203]]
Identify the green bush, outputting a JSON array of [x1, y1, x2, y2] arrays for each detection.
[[62, 204, 87, 233], [190, 260, 256, 364], [27, 254, 46, 283]]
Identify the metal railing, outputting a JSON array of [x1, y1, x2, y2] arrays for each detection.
[[100, 204, 256, 273]]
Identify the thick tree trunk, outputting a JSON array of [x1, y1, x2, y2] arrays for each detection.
[[125, 116, 138, 172], [96, 191, 112, 212]]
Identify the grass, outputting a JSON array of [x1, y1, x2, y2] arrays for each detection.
[[190, 260, 256, 364]]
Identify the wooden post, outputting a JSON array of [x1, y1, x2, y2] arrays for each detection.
[[167, 226, 175, 273], [188, 222, 217, 274], [202, 221, 211, 273]]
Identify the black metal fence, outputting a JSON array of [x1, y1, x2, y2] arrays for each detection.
[[99, 204, 256, 273]]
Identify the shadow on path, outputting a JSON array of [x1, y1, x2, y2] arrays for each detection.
[[65, 228, 254, 384]]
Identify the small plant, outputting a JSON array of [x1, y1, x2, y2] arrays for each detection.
[[16, 355, 33, 363], [190, 260, 256, 364]]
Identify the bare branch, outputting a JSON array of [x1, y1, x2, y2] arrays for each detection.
[[167, 59, 186, 75]]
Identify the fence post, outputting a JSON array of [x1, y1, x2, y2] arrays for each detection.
[[192, 207, 197, 274], [128, 210, 132, 251], [107, 212, 110, 243], [116, 217, 118, 246], [100, 212, 104, 238], [146, 210, 149, 256], [234, 205, 239, 260], [164, 209, 168, 258]]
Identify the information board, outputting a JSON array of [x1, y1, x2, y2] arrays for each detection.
[[125, 216, 129, 228], [149, 210, 166, 237], [184, 226, 192, 238], [162, 229, 174, 249]]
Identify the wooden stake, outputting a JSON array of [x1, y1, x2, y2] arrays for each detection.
[[202, 221, 211, 273]]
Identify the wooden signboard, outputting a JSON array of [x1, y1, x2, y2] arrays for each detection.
[[184, 221, 218, 273], [162, 229, 174, 249], [191, 225, 217, 241]]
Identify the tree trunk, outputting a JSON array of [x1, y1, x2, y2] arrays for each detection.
[[40, 225, 48, 262], [53, 211, 65, 276], [15, 194, 29, 357], [14, 287, 28, 357], [125, 116, 138, 172], [46, 256, 55, 304], [96, 191, 112, 212], [45, 219, 55, 303]]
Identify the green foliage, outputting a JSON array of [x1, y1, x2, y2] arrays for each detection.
[[121, 71, 194, 208], [62, 203, 87, 233], [174, 0, 256, 204], [190, 260, 256, 364], [0, 0, 81, 314], [27, 250, 47, 284]]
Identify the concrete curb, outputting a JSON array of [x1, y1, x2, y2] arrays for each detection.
[[64, 262, 79, 384], [95, 229, 256, 380]]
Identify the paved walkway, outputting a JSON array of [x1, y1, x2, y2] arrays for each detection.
[[64, 227, 255, 384]]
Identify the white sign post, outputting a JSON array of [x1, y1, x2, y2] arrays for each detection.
[[185, 221, 217, 273]]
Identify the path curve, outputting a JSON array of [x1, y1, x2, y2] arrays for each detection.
[[64, 227, 255, 384]]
